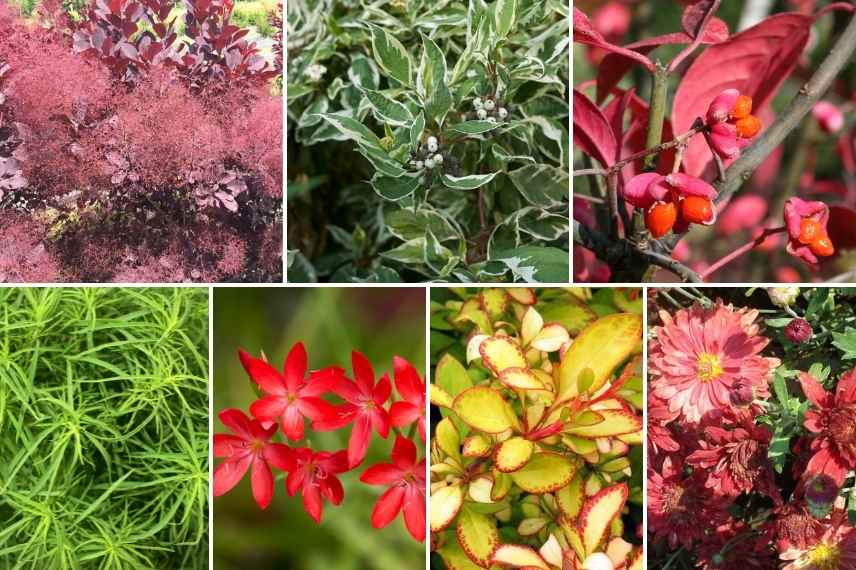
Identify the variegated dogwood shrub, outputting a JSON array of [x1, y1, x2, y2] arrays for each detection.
[[287, 0, 570, 283], [429, 287, 643, 569]]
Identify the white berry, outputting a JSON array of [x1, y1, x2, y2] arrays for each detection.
[[473, 97, 483, 109], [487, 117, 497, 123], [425, 158, 435, 169], [498, 107, 508, 119], [416, 160, 424, 169], [427, 136, 439, 152], [477, 109, 487, 120], [433, 154, 444, 164], [484, 99, 496, 111]]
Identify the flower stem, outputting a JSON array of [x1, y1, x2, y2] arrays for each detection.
[[643, 63, 670, 170], [699, 226, 786, 280]]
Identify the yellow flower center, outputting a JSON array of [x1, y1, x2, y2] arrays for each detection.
[[808, 543, 841, 570], [696, 353, 723, 382]]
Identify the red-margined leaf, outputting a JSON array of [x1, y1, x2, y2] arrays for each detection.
[[573, 89, 617, 168], [579, 483, 629, 556]]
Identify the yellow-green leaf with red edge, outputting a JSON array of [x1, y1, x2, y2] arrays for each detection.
[[627, 549, 644, 570], [430, 384, 454, 408], [436, 417, 461, 463], [453, 386, 514, 434], [462, 434, 493, 457], [468, 475, 495, 503], [494, 437, 534, 473], [431, 484, 464, 531], [491, 470, 512, 501], [556, 472, 585, 520], [480, 336, 527, 376], [564, 409, 641, 438], [492, 544, 549, 569], [456, 506, 499, 567], [453, 298, 494, 334], [557, 313, 642, 402], [507, 287, 537, 305], [438, 540, 487, 570], [498, 367, 544, 390], [510, 452, 578, 494], [537, 296, 597, 336], [579, 483, 629, 556], [480, 288, 510, 319], [521, 307, 543, 346]]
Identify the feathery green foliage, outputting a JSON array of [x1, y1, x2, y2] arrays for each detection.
[[0, 287, 209, 570]]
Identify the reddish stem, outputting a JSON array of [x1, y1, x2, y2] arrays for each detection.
[[699, 226, 786, 280]]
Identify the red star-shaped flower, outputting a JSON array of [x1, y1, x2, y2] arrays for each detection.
[[286, 447, 349, 523], [213, 408, 294, 510], [389, 356, 426, 442], [242, 342, 341, 441], [316, 350, 392, 468], [360, 435, 426, 542]]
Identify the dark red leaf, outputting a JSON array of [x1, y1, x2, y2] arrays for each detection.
[[573, 89, 618, 168], [682, 0, 721, 39], [828, 206, 856, 250], [573, 7, 654, 71]]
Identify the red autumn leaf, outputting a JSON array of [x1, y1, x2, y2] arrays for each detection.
[[573, 7, 654, 71], [673, 13, 813, 176], [595, 21, 729, 103], [681, 0, 721, 39], [573, 89, 617, 168]]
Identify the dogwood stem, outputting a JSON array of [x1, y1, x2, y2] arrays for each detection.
[[643, 63, 670, 170], [699, 226, 786, 280]]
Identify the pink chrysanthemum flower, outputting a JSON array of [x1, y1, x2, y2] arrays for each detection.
[[650, 302, 780, 424], [780, 511, 856, 570], [798, 368, 856, 487], [648, 456, 729, 550], [695, 519, 777, 570], [686, 412, 781, 504]]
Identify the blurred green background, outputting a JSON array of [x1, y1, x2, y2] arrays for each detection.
[[213, 287, 426, 570]]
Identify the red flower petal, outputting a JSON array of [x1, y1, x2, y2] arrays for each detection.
[[239, 350, 287, 396], [807, 447, 849, 487], [296, 396, 338, 422], [374, 373, 392, 405], [371, 407, 391, 439], [403, 490, 426, 542], [213, 454, 253, 497], [351, 350, 376, 395], [250, 395, 288, 422], [264, 443, 295, 472], [418, 418, 426, 442], [320, 449, 350, 474], [303, 366, 346, 397], [283, 342, 308, 394], [389, 402, 422, 429], [302, 483, 323, 523], [348, 414, 372, 468], [329, 378, 363, 404], [393, 356, 423, 404], [282, 404, 305, 441], [218, 408, 254, 440], [360, 463, 403, 485], [371, 486, 405, 529], [286, 467, 304, 496], [799, 371, 832, 409], [836, 367, 856, 404], [251, 455, 274, 510], [391, 435, 417, 470], [321, 475, 345, 506], [213, 434, 245, 458]]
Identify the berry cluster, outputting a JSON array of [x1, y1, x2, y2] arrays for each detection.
[[408, 135, 460, 179], [625, 173, 717, 238], [470, 95, 509, 123], [213, 342, 426, 541], [784, 197, 835, 265]]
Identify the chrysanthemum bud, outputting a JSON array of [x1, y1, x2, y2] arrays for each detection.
[[805, 474, 838, 518], [784, 318, 812, 344]]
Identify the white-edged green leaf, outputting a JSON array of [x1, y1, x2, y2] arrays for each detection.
[[360, 88, 414, 126], [418, 33, 453, 124], [410, 112, 426, 148], [450, 120, 502, 135], [495, 0, 517, 38], [369, 25, 413, 86], [508, 164, 568, 208], [317, 113, 381, 149], [441, 172, 498, 190], [371, 174, 421, 201]]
